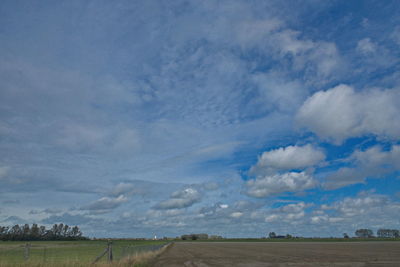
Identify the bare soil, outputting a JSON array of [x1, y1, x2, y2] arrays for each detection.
[[152, 241, 400, 267]]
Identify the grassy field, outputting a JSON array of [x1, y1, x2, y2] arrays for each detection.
[[0, 239, 168, 266]]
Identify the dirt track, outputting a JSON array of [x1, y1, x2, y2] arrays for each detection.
[[152, 241, 400, 267]]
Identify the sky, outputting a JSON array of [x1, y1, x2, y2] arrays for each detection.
[[0, 0, 400, 238]]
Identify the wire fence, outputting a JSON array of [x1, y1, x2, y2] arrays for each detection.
[[0, 241, 170, 265]]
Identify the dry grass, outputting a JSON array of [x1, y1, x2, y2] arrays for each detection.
[[118, 242, 173, 267]]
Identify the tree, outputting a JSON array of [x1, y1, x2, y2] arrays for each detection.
[[39, 226, 46, 238], [10, 225, 22, 240], [355, 229, 374, 238], [0, 224, 87, 241], [30, 224, 40, 240], [395, 230, 400, 238], [70, 226, 82, 238], [22, 224, 30, 239], [377, 229, 400, 238], [62, 225, 70, 237], [0, 226, 9, 241], [269, 232, 276, 238], [56, 224, 64, 238], [343, 233, 349, 238]]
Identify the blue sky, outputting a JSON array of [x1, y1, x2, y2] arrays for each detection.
[[1, 0, 399, 238]]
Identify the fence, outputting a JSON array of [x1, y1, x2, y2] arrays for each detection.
[[0, 240, 170, 265]]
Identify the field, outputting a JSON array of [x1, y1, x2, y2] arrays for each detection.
[[2, 239, 400, 266], [153, 241, 400, 266], [0, 239, 168, 266]]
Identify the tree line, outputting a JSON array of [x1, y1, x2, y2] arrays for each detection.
[[355, 228, 400, 238], [268, 229, 400, 239], [0, 223, 88, 241]]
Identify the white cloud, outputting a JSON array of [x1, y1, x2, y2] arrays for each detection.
[[356, 38, 377, 54], [238, 24, 344, 80], [348, 145, 400, 173], [355, 37, 396, 70], [333, 194, 387, 217], [265, 214, 280, 223], [250, 144, 325, 175], [324, 145, 400, 189], [155, 188, 201, 209], [109, 183, 136, 197], [246, 172, 316, 198], [265, 202, 308, 223], [80, 195, 128, 211], [308, 41, 343, 79], [2, 0, 398, 238], [296, 84, 400, 144], [311, 193, 400, 230], [230, 212, 243, 218], [251, 72, 308, 114]]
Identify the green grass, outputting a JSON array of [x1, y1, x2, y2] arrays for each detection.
[[0, 240, 167, 266]]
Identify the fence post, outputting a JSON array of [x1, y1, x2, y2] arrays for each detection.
[[107, 240, 113, 262], [24, 243, 30, 261]]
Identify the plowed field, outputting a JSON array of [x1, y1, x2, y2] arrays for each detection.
[[153, 241, 400, 267]]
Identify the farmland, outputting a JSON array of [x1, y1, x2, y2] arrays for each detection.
[[153, 241, 400, 266], [0, 239, 168, 266], [2, 239, 400, 266]]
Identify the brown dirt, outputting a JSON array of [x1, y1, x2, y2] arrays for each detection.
[[152, 241, 400, 267]]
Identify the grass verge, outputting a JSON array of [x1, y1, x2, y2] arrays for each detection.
[[117, 242, 173, 267]]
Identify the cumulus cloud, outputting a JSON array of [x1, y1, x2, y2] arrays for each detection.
[[296, 85, 400, 144], [265, 202, 308, 222], [332, 194, 387, 217], [250, 144, 325, 175], [247, 145, 322, 198], [311, 193, 400, 230], [195, 200, 262, 224], [324, 145, 400, 189], [246, 171, 317, 198], [154, 188, 201, 209]]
